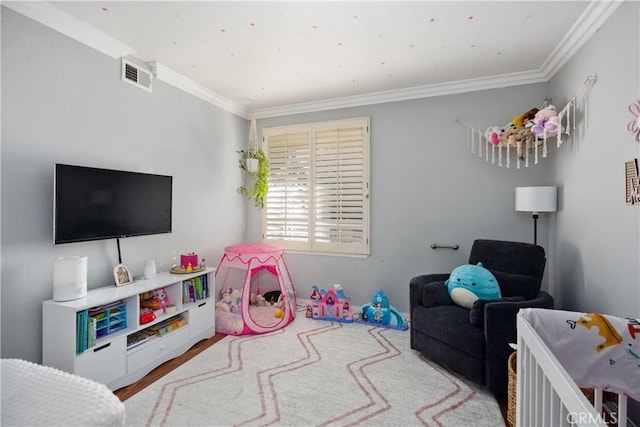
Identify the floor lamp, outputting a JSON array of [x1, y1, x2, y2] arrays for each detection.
[[515, 186, 557, 245]]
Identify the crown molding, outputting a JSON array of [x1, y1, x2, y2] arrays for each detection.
[[255, 70, 548, 119], [3, 1, 136, 59], [259, 0, 624, 119], [4, 1, 620, 120], [148, 62, 250, 118], [540, 0, 624, 79]]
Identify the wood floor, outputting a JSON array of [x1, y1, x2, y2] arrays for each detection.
[[113, 334, 225, 401], [114, 334, 510, 425]]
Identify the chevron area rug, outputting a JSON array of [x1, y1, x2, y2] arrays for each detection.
[[124, 313, 505, 426]]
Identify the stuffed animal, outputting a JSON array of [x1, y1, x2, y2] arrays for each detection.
[[216, 289, 237, 312], [155, 288, 170, 308], [230, 288, 241, 307], [512, 108, 539, 127], [274, 294, 284, 308], [513, 126, 538, 160], [500, 125, 538, 160], [500, 124, 520, 146], [520, 127, 537, 155], [485, 126, 504, 146], [250, 292, 267, 306], [531, 105, 563, 138], [446, 262, 502, 309]]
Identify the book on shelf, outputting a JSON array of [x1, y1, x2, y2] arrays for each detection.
[[76, 311, 83, 354], [182, 274, 210, 304], [76, 309, 89, 354], [88, 317, 97, 349]]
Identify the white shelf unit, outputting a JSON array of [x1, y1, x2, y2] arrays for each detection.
[[42, 267, 216, 390]]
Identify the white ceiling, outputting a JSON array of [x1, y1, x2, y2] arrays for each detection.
[[5, 1, 621, 118]]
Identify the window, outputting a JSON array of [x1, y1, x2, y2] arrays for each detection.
[[262, 117, 370, 256]]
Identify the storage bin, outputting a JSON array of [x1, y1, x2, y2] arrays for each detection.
[[90, 301, 127, 339]]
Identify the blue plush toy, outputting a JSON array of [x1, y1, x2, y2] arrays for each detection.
[[445, 262, 501, 309]]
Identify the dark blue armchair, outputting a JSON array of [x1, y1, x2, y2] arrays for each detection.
[[409, 239, 554, 395]]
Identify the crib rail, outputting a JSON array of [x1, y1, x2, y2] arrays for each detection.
[[516, 311, 608, 426]]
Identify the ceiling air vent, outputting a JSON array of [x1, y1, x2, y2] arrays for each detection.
[[121, 59, 152, 92]]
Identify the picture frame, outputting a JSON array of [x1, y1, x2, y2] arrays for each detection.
[[114, 264, 133, 287], [625, 159, 640, 205]]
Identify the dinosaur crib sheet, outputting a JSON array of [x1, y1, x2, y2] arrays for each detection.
[[520, 308, 640, 400]]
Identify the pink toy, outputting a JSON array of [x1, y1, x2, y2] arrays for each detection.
[[155, 287, 170, 308], [306, 284, 354, 323], [214, 243, 296, 335], [485, 126, 503, 146], [181, 253, 198, 269], [531, 105, 563, 138]]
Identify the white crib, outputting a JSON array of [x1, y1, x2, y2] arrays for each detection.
[[516, 311, 629, 427]]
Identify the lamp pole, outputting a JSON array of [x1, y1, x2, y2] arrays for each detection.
[[515, 186, 557, 247]]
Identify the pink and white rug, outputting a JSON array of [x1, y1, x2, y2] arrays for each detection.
[[124, 312, 504, 426]]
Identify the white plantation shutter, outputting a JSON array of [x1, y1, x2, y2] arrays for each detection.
[[263, 128, 312, 251], [262, 117, 370, 255]]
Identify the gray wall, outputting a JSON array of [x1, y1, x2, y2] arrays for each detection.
[[550, 3, 640, 416], [252, 84, 555, 312], [1, 7, 247, 363], [549, 0, 640, 317]]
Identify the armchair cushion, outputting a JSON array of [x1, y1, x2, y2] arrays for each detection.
[[421, 281, 453, 307], [413, 304, 485, 358], [469, 296, 526, 327], [490, 270, 541, 299], [409, 274, 452, 308], [468, 239, 546, 279]]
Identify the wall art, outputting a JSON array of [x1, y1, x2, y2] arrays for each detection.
[[627, 100, 640, 143], [625, 159, 639, 205]]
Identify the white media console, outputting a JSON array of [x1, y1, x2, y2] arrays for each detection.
[[42, 267, 215, 390]]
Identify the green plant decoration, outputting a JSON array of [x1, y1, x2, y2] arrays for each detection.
[[237, 148, 269, 209]]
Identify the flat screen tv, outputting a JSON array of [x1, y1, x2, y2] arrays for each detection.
[[54, 164, 172, 244]]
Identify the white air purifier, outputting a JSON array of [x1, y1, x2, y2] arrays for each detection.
[[143, 259, 157, 279], [53, 256, 88, 301]]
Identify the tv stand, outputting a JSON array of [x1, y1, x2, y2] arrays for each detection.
[[42, 268, 215, 390]]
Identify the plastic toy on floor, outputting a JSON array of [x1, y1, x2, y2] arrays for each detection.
[[305, 284, 354, 323], [356, 290, 408, 330]]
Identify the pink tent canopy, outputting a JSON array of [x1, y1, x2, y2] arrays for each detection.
[[215, 243, 297, 335]]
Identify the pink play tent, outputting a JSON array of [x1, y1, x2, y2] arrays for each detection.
[[214, 243, 297, 335]]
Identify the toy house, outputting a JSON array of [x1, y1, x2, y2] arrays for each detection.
[[357, 290, 408, 331], [306, 285, 354, 323]]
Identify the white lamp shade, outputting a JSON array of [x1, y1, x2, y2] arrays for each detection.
[[515, 186, 557, 213]]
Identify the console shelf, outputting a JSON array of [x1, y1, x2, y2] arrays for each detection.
[[42, 267, 215, 390]]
